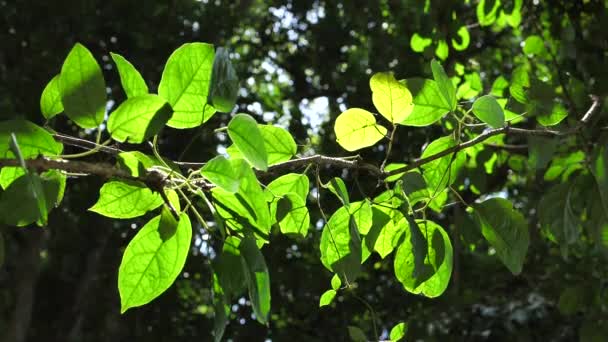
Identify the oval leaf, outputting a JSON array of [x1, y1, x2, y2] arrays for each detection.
[[110, 52, 149, 98], [258, 124, 297, 165], [201, 155, 240, 192], [227, 114, 268, 171], [40, 74, 64, 119], [158, 42, 216, 128], [240, 237, 271, 325], [334, 108, 387, 152], [394, 220, 453, 298], [119, 211, 192, 313], [59, 43, 106, 128], [370, 72, 414, 123], [320, 205, 362, 283], [107, 94, 172, 143], [319, 289, 336, 307], [472, 198, 529, 275], [89, 180, 163, 219], [400, 78, 451, 126], [471, 95, 505, 128], [208, 47, 239, 113]]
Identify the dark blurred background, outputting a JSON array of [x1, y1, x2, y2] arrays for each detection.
[[1, 1, 607, 341]]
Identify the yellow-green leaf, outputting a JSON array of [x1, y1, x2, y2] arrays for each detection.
[[107, 94, 172, 143], [370, 72, 413, 123], [334, 108, 387, 152]]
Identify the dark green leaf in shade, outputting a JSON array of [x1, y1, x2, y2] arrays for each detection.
[[538, 183, 581, 256], [394, 220, 453, 297], [227, 114, 268, 171], [472, 198, 529, 275], [258, 124, 297, 165], [40, 74, 64, 119], [201, 155, 240, 192], [591, 145, 608, 216], [471, 95, 505, 128], [239, 237, 271, 325], [528, 136, 557, 170], [400, 171, 430, 207], [107, 94, 172, 143], [0, 232, 4, 268], [59, 43, 106, 128], [208, 47, 239, 113], [212, 274, 230, 342], [558, 285, 585, 316], [118, 211, 192, 313], [320, 205, 362, 283], [158, 42, 216, 128], [430, 60, 456, 110], [89, 180, 163, 219], [324, 177, 350, 206], [214, 236, 246, 297], [110, 52, 149, 98], [399, 78, 451, 126], [0, 170, 65, 227], [348, 326, 367, 342]]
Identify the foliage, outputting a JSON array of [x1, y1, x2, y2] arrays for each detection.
[[1, 1, 607, 341]]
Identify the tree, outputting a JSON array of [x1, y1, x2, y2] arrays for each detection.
[[1, 1, 607, 341]]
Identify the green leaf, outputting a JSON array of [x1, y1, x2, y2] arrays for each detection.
[[0, 232, 4, 268], [265, 173, 309, 202], [558, 285, 585, 316], [528, 136, 557, 170], [89, 180, 163, 219], [228, 114, 268, 171], [324, 177, 350, 206], [399, 78, 451, 126], [435, 40, 449, 60], [0, 120, 63, 160], [118, 211, 192, 313], [400, 171, 430, 207], [0, 170, 65, 227], [212, 159, 271, 240], [214, 236, 246, 297], [385, 163, 407, 182], [319, 289, 336, 307], [471, 95, 505, 128], [523, 35, 545, 55], [40, 74, 64, 119], [158, 42, 216, 128], [107, 94, 172, 143], [451, 26, 470, 51], [477, 0, 501, 26], [410, 33, 432, 52], [117, 151, 162, 177], [258, 124, 297, 165], [456, 72, 483, 100], [537, 103, 568, 126], [212, 274, 230, 342], [275, 193, 310, 237], [320, 205, 362, 283], [591, 145, 608, 216], [421, 136, 465, 207], [368, 206, 408, 258], [331, 274, 341, 290], [394, 220, 453, 297], [538, 183, 581, 253], [208, 47, 239, 113], [110, 52, 149, 98], [430, 60, 456, 110], [201, 156, 240, 192], [390, 322, 408, 341], [370, 72, 414, 123], [472, 198, 529, 275], [349, 200, 373, 235], [240, 237, 271, 325], [59, 43, 106, 128], [348, 326, 367, 342], [334, 108, 387, 151]]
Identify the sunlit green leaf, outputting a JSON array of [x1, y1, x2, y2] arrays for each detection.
[[320, 205, 362, 283], [258, 124, 297, 165], [399, 78, 451, 126], [477, 0, 501, 26], [537, 103, 568, 126], [89, 180, 163, 219], [158, 42, 216, 128], [228, 114, 268, 171], [201, 155, 240, 192], [394, 220, 453, 297], [472, 95, 505, 128], [107, 94, 172, 143], [370, 72, 413, 123], [59, 43, 106, 128], [430, 60, 456, 110], [451, 26, 470, 51], [117, 151, 163, 177], [331, 274, 341, 290], [400, 171, 430, 207], [435, 40, 449, 60], [118, 211, 191, 313], [390, 322, 408, 341], [240, 236, 271, 325], [472, 198, 529, 275], [319, 289, 336, 307], [324, 177, 350, 206], [110, 52, 149, 98], [265, 173, 309, 202], [410, 33, 432, 52], [208, 47, 238, 113], [334, 108, 387, 151], [40, 74, 64, 119], [368, 206, 407, 258], [275, 193, 310, 237], [421, 136, 465, 207], [523, 35, 545, 55]]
